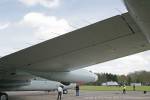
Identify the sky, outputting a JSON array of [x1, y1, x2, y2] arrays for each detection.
[[0, 0, 150, 75]]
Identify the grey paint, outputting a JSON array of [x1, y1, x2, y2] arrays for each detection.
[[124, 0, 150, 42], [0, 13, 149, 73], [27, 69, 98, 83], [0, 80, 75, 91], [0, 0, 150, 91]]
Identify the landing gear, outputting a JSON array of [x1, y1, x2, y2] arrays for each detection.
[[0, 93, 8, 100], [63, 89, 68, 94]]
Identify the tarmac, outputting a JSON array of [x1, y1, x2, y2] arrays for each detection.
[[7, 90, 150, 100]]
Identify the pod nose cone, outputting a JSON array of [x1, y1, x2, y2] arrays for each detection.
[[94, 74, 98, 82]]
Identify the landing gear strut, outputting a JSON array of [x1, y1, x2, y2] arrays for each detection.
[[0, 93, 8, 100]]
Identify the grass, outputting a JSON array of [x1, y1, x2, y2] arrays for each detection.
[[80, 85, 150, 91]]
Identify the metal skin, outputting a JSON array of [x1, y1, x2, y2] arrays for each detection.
[[0, 80, 76, 91], [124, 0, 150, 42], [27, 69, 98, 84], [0, 0, 150, 100], [0, 69, 97, 91]]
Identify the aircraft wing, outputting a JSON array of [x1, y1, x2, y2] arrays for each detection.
[[0, 13, 150, 72]]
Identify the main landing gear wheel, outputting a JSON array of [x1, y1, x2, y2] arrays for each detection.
[[0, 93, 8, 100], [63, 89, 68, 94]]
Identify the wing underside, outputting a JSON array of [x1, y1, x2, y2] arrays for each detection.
[[0, 13, 150, 72]]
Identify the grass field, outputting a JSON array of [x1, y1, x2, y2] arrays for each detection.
[[80, 85, 150, 91]]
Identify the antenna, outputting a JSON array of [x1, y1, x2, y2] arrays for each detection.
[[115, 8, 123, 15]]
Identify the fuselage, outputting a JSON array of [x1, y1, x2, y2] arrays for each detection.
[[124, 0, 150, 42], [0, 69, 97, 91], [0, 80, 76, 91]]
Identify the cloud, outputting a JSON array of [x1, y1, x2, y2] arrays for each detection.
[[20, 12, 72, 39], [19, 0, 60, 8], [0, 23, 10, 30], [85, 50, 150, 75]]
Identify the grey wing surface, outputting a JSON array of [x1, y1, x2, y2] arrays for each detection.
[[0, 13, 150, 72]]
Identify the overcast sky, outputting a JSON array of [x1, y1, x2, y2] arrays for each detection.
[[0, 0, 150, 75]]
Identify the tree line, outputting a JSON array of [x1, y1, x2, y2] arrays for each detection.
[[87, 71, 150, 86]]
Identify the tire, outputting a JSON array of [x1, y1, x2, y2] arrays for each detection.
[[0, 93, 8, 100], [63, 89, 68, 94]]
